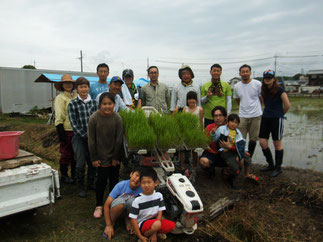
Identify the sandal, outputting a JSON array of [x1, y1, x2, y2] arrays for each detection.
[[245, 174, 259, 184], [158, 233, 167, 240], [93, 206, 103, 219]]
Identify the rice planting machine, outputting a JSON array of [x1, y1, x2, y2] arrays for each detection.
[[123, 107, 204, 234]]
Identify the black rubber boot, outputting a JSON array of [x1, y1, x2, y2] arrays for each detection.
[[248, 140, 257, 157], [60, 165, 74, 184], [228, 175, 238, 189], [70, 162, 76, 184], [260, 148, 275, 172], [77, 176, 87, 198], [208, 167, 216, 179], [271, 149, 283, 177], [78, 185, 87, 198]]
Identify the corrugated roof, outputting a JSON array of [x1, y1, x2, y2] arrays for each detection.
[[34, 73, 149, 87], [307, 69, 323, 75]]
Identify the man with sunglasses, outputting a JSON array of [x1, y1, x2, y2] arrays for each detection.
[[233, 64, 262, 157]]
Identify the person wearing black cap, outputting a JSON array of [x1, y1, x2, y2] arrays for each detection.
[[259, 70, 290, 177], [121, 69, 143, 109], [170, 65, 201, 112]]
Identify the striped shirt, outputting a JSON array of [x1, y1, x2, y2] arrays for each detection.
[[129, 191, 166, 227], [68, 96, 97, 138]]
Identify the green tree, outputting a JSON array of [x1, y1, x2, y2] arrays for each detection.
[[22, 65, 36, 69]]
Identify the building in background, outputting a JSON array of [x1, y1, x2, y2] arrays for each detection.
[[307, 69, 323, 86]]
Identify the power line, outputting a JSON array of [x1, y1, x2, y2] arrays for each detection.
[[154, 54, 323, 68]]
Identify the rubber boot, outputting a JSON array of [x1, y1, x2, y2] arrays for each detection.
[[248, 140, 257, 157], [208, 167, 216, 179], [271, 149, 283, 177], [60, 164, 73, 184], [260, 148, 275, 172], [228, 175, 238, 189], [77, 174, 87, 198], [70, 162, 76, 184]]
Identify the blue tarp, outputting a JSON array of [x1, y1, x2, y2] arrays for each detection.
[[35, 73, 150, 87]]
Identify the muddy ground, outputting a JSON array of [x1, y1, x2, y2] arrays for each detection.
[[0, 109, 323, 242]]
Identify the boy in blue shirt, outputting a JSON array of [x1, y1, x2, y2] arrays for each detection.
[[89, 63, 110, 99], [103, 167, 143, 240]]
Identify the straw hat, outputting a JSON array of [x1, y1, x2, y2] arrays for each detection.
[[54, 74, 75, 91]]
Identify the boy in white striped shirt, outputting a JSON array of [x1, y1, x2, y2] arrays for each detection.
[[129, 168, 175, 241]]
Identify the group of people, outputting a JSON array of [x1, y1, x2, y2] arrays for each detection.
[[53, 62, 290, 241]]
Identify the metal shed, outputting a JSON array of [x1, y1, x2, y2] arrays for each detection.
[[0, 67, 97, 113]]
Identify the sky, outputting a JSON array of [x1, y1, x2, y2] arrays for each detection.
[[1, 0, 322, 86]]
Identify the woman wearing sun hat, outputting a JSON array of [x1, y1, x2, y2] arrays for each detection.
[[259, 70, 290, 177], [54, 74, 78, 184]]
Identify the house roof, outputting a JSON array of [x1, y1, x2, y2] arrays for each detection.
[[307, 69, 323, 75]]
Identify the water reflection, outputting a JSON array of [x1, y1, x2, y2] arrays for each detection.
[[252, 106, 323, 172]]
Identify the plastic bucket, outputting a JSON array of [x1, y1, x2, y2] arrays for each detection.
[[0, 131, 24, 160]]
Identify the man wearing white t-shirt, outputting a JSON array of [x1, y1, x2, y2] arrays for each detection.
[[233, 64, 262, 157]]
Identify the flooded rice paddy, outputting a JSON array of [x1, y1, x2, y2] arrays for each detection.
[[252, 100, 323, 172]]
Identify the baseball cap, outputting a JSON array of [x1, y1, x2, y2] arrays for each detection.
[[122, 69, 134, 79], [263, 70, 275, 79], [110, 76, 124, 84]]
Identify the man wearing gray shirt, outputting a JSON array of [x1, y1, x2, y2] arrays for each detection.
[[142, 66, 170, 113]]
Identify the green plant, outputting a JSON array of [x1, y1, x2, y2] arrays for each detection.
[[174, 112, 209, 148], [119, 110, 156, 150], [149, 113, 182, 149]]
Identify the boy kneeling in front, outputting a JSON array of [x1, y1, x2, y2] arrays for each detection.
[[129, 168, 175, 242], [103, 167, 143, 240]]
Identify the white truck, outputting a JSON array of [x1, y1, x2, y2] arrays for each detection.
[[0, 150, 60, 217]]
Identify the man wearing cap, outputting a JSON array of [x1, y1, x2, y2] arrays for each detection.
[[54, 74, 78, 184], [170, 65, 201, 112], [201, 64, 232, 127], [96, 76, 129, 112], [233, 64, 262, 157], [89, 63, 110, 100], [142, 66, 170, 113], [120, 69, 142, 109]]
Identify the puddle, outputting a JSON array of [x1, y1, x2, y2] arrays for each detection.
[[252, 105, 323, 172]]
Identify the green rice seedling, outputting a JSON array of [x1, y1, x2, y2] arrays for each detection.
[[174, 112, 209, 148], [120, 110, 156, 150], [148, 113, 182, 149]]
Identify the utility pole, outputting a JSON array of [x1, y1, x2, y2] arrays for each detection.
[[34, 60, 36, 68], [79, 50, 83, 72], [147, 57, 149, 79], [274, 54, 277, 73]]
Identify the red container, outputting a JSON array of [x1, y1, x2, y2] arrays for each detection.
[[0, 131, 24, 160]]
